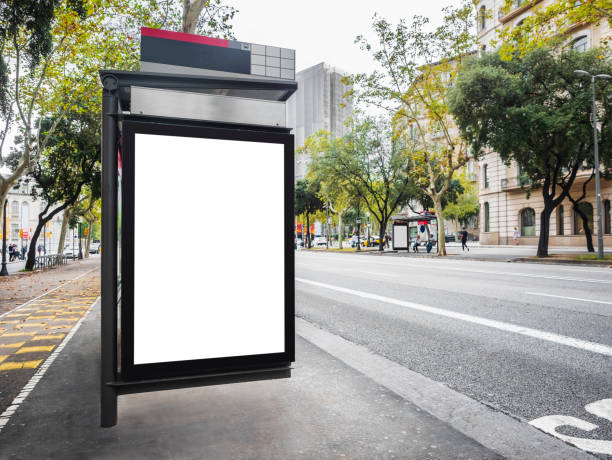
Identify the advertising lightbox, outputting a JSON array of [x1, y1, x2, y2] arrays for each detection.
[[120, 121, 294, 380]]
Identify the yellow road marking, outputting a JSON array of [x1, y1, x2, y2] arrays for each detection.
[[0, 360, 43, 370], [44, 325, 71, 330], [20, 323, 47, 328], [36, 309, 61, 313], [0, 342, 25, 348], [28, 315, 56, 320], [16, 345, 55, 354], [2, 332, 36, 337], [0, 355, 7, 364], [32, 334, 65, 341], [0, 321, 19, 325], [5, 314, 29, 318]]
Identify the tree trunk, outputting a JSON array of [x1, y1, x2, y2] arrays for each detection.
[[433, 197, 446, 256], [183, 0, 206, 34], [537, 204, 554, 258], [306, 213, 311, 248], [57, 207, 71, 255], [574, 206, 595, 252], [378, 217, 387, 251], [26, 217, 46, 270]]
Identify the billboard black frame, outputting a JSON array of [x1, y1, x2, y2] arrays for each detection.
[[120, 120, 295, 381], [100, 70, 297, 428]]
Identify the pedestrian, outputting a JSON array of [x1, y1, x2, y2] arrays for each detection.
[[37, 244, 42, 257], [21, 245, 26, 260], [412, 234, 420, 253], [385, 233, 390, 248], [8, 244, 14, 262], [513, 227, 519, 245], [461, 227, 469, 252]]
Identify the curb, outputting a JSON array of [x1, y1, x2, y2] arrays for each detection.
[[510, 257, 612, 267]]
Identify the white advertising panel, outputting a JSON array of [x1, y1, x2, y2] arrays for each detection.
[[393, 225, 408, 249], [132, 133, 285, 365]]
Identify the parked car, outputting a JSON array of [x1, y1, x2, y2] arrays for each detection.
[[313, 235, 327, 246], [350, 235, 367, 247], [63, 245, 75, 257], [363, 235, 385, 247], [445, 233, 456, 243], [89, 241, 101, 254]]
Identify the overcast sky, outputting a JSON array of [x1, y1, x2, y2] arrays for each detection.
[[224, 0, 458, 76]]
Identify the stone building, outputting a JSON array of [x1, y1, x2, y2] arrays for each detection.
[[2, 181, 66, 254], [474, 0, 612, 245]]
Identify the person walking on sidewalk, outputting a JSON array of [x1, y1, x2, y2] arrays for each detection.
[[513, 227, 520, 245], [460, 228, 469, 252]]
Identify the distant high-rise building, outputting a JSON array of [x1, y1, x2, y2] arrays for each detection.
[[287, 62, 353, 180]]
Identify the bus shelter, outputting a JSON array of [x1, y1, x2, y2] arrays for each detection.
[[391, 214, 438, 251], [100, 68, 296, 427]]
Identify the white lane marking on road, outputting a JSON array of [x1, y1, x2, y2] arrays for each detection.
[[527, 292, 612, 305], [298, 259, 612, 284], [0, 266, 97, 320], [0, 297, 99, 433], [296, 278, 612, 357], [529, 399, 612, 455]]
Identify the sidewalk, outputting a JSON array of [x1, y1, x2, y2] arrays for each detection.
[[0, 301, 502, 459]]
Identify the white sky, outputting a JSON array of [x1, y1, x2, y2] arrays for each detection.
[[224, 0, 458, 75]]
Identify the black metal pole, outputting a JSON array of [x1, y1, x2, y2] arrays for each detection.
[[356, 203, 361, 251], [101, 76, 119, 427], [78, 221, 83, 259], [1, 200, 8, 276]]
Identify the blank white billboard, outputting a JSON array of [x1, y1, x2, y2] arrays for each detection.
[[133, 134, 285, 365], [393, 225, 408, 249]]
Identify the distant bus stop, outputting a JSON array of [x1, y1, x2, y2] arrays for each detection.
[[391, 214, 438, 251]]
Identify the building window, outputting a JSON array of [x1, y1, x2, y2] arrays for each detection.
[[521, 208, 536, 236], [573, 202, 593, 235], [557, 205, 564, 235], [484, 202, 490, 232], [604, 199, 610, 234], [483, 164, 489, 188], [11, 201, 19, 218], [10, 224, 19, 240], [571, 35, 588, 52], [479, 6, 486, 31]]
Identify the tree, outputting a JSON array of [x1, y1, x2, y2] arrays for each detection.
[[308, 117, 414, 252], [443, 173, 479, 238], [24, 108, 100, 270], [345, 2, 477, 255], [300, 131, 355, 249], [294, 178, 324, 249], [449, 46, 612, 257], [496, 0, 612, 60]]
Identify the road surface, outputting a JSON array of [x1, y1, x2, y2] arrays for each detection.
[[296, 251, 612, 457]]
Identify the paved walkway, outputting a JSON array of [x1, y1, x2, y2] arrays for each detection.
[[0, 259, 99, 416]]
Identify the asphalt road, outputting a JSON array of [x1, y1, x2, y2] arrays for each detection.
[[296, 251, 612, 457]]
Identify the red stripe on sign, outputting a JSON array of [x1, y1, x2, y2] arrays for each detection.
[[140, 27, 229, 48]]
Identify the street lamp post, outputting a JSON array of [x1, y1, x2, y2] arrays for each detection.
[[574, 70, 611, 259], [1, 199, 8, 276]]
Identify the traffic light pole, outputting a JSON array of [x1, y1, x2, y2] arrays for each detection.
[[78, 222, 83, 259]]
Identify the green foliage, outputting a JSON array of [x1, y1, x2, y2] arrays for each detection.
[[304, 117, 413, 251], [345, 1, 477, 254], [443, 174, 479, 226], [495, 0, 612, 60], [449, 46, 612, 256], [294, 178, 324, 218]]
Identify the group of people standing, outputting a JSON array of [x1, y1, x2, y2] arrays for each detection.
[[5, 243, 27, 261]]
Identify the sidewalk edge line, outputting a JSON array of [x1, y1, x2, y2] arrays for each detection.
[[296, 317, 596, 460], [0, 266, 97, 320], [0, 297, 100, 433]]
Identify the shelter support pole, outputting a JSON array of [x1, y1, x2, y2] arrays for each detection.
[[101, 76, 119, 427]]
